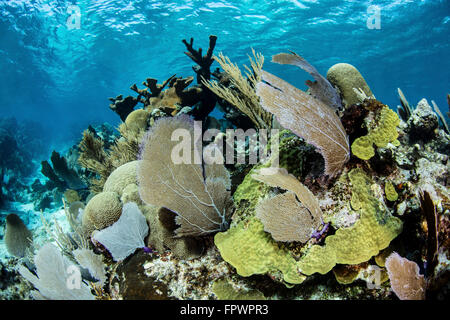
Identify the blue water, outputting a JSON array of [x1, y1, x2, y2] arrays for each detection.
[[0, 0, 449, 150]]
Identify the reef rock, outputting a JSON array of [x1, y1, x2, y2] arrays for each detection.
[[406, 98, 439, 142]]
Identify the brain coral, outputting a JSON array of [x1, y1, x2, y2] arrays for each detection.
[[103, 160, 139, 196], [5, 214, 33, 258], [326, 63, 373, 107], [124, 109, 150, 134], [82, 191, 122, 236]]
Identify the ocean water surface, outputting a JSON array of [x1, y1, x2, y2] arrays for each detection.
[[0, 0, 448, 150]]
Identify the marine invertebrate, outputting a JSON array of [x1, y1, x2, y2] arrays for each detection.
[[385, 252, 426, 300], [73, 248, 107, 285], [297, 168, 403, 275], [137, 115, 234, 237], [252, 167, 322, 243], [385, 181, 398, 202], [212, 279, 266, 300], [102, 160, 139, 196], [271, 52, 342, 110], [77, 129, 115, 193], [41, 150, 86, 190], [326, 63, 374, 107], [109, 95, 140, 121], [431, 100, 449, 134], [18, 243, 95, 300], [124, 109, 150, 134], [397, 88, 413, 121], [92, 202, 149, 261], [203, 49, 272, 129], [4, 214, 33, 258], [214, 217, 306, 285], [81, 191, 122, 236], [351, 105, 400, 160], [256, 59, 350, 178]]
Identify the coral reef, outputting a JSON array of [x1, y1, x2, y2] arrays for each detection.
[[11, 35, 450, 302]]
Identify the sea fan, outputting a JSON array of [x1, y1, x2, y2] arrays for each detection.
[[252, 167, 323, 242], [256, 55, 350, 178], [92, 202, 149, 261], [137, 115, 234, 237]]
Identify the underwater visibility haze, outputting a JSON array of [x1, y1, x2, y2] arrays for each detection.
[[0, 0, 449, 302]]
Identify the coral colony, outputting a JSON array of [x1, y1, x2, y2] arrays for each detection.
[[2, 34, 449, 301]]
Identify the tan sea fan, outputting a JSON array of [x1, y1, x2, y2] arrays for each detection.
[[137, 115, 234, 237], [256, 67, 350, 178], [252, 167, 323, 242]]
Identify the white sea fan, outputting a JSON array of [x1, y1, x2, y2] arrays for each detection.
[[18, 243, 95, 300], [73, 248, 107, 285], [92, 202, 149, 261]]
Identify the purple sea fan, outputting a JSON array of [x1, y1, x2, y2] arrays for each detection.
[[256, 53, 350, 178], [137, 115, 234, 237]]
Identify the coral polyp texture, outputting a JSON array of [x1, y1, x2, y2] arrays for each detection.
[[5, 33, 449, 302]]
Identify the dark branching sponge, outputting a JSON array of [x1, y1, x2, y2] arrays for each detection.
[[5, 214, 33, 258]]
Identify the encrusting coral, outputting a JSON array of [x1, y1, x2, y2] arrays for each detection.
[[296, 168, 403, 275], [351, 104, 400, 160]]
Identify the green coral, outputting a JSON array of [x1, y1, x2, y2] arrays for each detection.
[[351, 107, 400, 160], [232, 162, 271, 224], [385, 181, 398, 202], [212, 280, 266, 300], [214, 217, 306, 285], [297, 168, 402, 275]]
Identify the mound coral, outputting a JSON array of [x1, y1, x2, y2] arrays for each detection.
[[326, 63, 374, 107], [81, 191, 122, 236], [103, 160, 139, 196]]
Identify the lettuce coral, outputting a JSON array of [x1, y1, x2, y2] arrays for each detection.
[[351, 106, 400, 160], [297, 168, 403, 275], [214, 217, 306, 285]]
